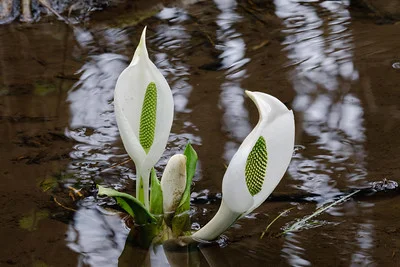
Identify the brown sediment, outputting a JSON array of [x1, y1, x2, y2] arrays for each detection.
[[350, 0, 400, 21]]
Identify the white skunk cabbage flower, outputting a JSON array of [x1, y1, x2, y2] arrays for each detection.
[[114, 27, 174, 208], [161, 154, 187, 221], [192, 91, 294, 241]]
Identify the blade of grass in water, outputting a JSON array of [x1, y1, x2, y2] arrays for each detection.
[[284, 190, 361, 234], [260, 207, 294, 239]]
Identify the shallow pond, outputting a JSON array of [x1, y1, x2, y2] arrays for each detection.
[[1, 0, 400, 266]]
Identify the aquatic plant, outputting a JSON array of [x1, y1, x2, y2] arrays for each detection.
[[192, 91, 294, 241], [112, 27, 174, 209], [98, 27, 295, 245]]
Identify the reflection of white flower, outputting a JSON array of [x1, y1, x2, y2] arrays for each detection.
[[114, 27, 174, 208], [66, 201, 127, 266], [192, 91, 295, 240]]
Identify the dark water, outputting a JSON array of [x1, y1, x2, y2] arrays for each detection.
[[1, 0, 400, 266]]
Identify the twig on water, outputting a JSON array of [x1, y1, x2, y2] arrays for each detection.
[[38, 0, 73, 25], [53, 197, 76, 212], [100, 158, 132, 173]]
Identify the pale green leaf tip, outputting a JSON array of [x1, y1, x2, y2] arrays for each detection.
[[97, 184, 107, 195]]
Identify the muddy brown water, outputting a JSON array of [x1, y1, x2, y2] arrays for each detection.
[[1, 0, 400, 266]]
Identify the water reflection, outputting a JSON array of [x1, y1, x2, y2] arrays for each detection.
[[276, 0, 366, 199], [151, 8, 202, 166], [0, 0, 18, 24], [213, 0, 252, 162], [0, 0, 108, 24], [281, 234, 311, 266], [65, 52, 133, 186], [351, 221, 374, 265], [274, 0, 372, 265], [65, 28, 134, 265], [66, 198, 128, 266], [152, 23, 192, 113]]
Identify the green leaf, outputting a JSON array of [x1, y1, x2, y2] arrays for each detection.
[[97, 185, 156, 225], [177, 142, 198, 212], [150, 168, 163, 216], [171, 142, 198, 236]]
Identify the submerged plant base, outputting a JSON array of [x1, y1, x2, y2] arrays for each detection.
[[96, 143, 198, 248], [119, 232, 203, 267], [98, 188, 192, 249]]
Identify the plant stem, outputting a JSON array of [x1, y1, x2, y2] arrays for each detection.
[[143, 175, 150, 209], [192, 201, 241, 241], [138, 177, 145, 205]]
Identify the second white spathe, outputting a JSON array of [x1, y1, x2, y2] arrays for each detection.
[[192, 91, 295, 241]]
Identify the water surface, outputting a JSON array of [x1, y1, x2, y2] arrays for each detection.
[[1, 0, 400, 266]]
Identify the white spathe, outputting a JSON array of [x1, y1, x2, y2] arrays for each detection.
[[192, 91, 294, 241], [114, 27, 174, 208], [161, 154, 187, 221]]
